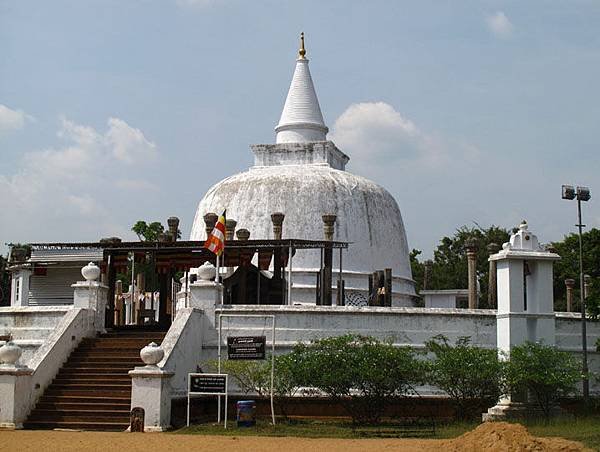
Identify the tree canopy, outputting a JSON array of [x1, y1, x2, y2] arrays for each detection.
[[551, 228, 600, 318], [413, 224, 600, 316], [131, 221, 166, 242], [412, 225, 510, 308]]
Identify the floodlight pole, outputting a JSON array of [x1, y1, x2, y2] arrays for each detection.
[[576, 196, 590, 405]]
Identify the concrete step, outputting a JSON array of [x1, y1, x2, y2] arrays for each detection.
[[49, 382, 131, 390], [71, 349, 143, 355], [36, 402, 131, 411], [25, 330, 166, 431], [68, 354, 143, 361], [23, 421, 129, 431], [38, 395, 131, 405], [69, 351, 141, 363], [82, 336, 163, 344], [79, 339, 163, 347], [28, 410, 130, 422], [57, 367, 131, 374], [44, 388, 131, 398], [53, 375, 131, 383]]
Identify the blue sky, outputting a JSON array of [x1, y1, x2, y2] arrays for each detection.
[[1, 1, 599, 257]]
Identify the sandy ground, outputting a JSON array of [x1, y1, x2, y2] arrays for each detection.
[[0, 422, 589, 452]]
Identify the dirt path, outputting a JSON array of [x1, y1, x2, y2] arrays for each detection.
[[0, 422, 588, 452]]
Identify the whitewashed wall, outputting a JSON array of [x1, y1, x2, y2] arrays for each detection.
[[0, 307, 70, 366], [186, 306, 600, 396]]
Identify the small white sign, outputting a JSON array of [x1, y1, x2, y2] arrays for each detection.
[[187, 373, 228, 428]]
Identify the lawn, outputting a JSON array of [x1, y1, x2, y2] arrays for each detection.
[[175, 416, 600, 450]]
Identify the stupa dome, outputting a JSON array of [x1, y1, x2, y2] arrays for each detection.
[[190, 36, 416, 305]]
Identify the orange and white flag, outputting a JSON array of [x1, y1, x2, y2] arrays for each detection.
[[205, 211, 226, 256]]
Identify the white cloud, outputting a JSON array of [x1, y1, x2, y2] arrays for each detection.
[[329, 102, 451, 172], [486, 11, 514, 39], [0, 116, 158, 244], [106, 117, 157, 163], [0, 104, 34, 134]]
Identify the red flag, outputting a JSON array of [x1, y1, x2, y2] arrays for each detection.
[[205, 211, 226, 256]]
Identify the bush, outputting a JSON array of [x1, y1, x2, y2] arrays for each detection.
[[504, 342, 581, 419], [206, 359, 271, 395], [425, 335, 504, 420], [287, 334, 424, 424], [205, 356, 300, 419]]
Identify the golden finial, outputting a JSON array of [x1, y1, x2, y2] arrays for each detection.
[[298, 32, 306, 59]]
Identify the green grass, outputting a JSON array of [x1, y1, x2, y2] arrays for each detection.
[[175, 419, 361, 438], [174, 418, 436, 439], [174, 416, 600, 449], [525, 416, 600, 451]]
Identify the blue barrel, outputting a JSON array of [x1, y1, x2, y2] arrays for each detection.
[[236, 400, 256, 427]]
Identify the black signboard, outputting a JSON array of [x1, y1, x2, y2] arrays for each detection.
[[190, 374, 227, 394], [227, 336, 266, 360]]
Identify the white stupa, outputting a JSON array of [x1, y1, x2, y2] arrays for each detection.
[[191, 34, 416, 305]]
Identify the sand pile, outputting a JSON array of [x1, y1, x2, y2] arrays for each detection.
[[442, 422, 587, 452]]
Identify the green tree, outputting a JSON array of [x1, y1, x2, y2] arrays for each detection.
[[425, 335, 504, 420], [504, 342, 581, 419], [131, 221, 165, 242], [551, 228, 600, 318], [287, 334, 424, 424], [412, 225, 510, 307]]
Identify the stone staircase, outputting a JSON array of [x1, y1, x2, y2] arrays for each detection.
[[24, 329, 165, 431]]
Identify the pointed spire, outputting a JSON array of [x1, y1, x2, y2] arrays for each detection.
[[275, 33, 328, 144], [298, 32, 306, 59]]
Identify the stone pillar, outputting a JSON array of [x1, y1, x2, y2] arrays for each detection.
[[203, 212, 218, 238], [236, 229, 251, 303], [236, 229, 250, 241], [271, 212, 285, 240], [465, 239, 478, 309], [167, 216, 180, 242], [584, 274, 591, 300], [158, 232, 171, 243], [271, 213, 285, 283], [322, 214, 336, 241], [565, 278, 575, 312], [225, 219, 237, 241], [321, 214, 336, 306], [423, 260, 433, 290], [487, 243, 500, 308], [115, 280, 124, 327]]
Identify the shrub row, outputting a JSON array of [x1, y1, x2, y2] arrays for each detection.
[[209, 334, 583, 423]]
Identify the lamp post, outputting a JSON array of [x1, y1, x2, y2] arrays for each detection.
[[561, 184, 591, 406]]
